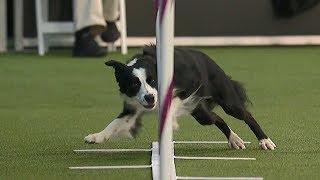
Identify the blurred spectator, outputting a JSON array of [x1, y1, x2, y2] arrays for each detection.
[[73, 0, 120, 57], [272, 0, 320, 18]]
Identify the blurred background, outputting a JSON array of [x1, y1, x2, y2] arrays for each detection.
[[1, 0, 320, 52]]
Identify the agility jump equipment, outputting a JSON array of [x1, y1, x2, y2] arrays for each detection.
[[70, 1, 262, 179]]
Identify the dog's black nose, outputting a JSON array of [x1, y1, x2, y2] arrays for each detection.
[[144, 94, 155, 104]]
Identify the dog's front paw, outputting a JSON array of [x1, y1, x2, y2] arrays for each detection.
[[84, 133, 105, 144], [259, 138, 276, 150], [228, 131, 246, 149]]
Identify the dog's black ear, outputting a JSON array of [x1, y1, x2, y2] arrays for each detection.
[[105, 60, 127, 70], [105, 60, 122, 67], [143, 45, 156, 57], [105, 60, 128, 84]]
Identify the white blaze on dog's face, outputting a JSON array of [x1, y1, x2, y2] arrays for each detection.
[[105, 59, 158, 110], [130, 68, 157, 110]]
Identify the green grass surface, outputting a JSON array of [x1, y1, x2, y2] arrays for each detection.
[[0, 47, 320, 179]]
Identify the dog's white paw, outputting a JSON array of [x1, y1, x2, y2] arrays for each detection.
[[84, 133, 105, 144], [228, 131, 246, 149], [259, 138, 276, 150]]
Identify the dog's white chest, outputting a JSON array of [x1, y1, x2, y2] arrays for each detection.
[[172, 96, 201, 117]]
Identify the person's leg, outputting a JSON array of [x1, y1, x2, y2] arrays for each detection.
[[103, 0, 119, 22], [101, 0, 120, 42], [74, 0, 106, 32], [73, 0, 107, 57]]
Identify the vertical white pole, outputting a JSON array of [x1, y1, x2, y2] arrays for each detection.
[[119, 0, 128, 55], [0, 0, 7, 52], [35, 0, 45, 55], [14, 0, 24, 51], [156, 0, 175, 179]]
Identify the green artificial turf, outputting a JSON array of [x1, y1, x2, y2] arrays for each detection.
[[0, 47, 320, 179]]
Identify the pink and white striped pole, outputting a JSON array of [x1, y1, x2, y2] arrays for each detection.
[[156, 0, 175, 179]]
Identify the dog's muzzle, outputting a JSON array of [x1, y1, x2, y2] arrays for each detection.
[[143, 94, 155, 109]]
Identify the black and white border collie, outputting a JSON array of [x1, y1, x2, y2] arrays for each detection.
[[84, 45, 276, 150]]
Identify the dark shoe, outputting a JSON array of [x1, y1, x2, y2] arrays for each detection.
[[101, 21, 121, 43], [73, 27, 107, 57]]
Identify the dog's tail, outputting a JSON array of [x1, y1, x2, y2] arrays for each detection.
[[231, 80, 251, 106]]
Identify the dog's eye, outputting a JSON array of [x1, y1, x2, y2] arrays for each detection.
[[146, 77, 155, 85], [131, 77, 140, 88]]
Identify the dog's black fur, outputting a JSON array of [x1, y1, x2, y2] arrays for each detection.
[[85, 45, 275, 150], [141, 45, 267, 140]]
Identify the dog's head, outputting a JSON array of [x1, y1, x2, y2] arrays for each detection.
[[105, 58, 157, 110]]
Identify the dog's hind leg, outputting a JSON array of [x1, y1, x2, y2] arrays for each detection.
[[221, 104, 276, 150], [84, 103, 143, 144], [191, 102, 246, 149]]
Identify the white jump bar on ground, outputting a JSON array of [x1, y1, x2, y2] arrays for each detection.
[[177, 176, 263, 180], [73, 148, 151, 153], [174, 141, 251, 144], [174, 156, 256, 161], [69, 141, 259, 179], [72, 140, 251, 153], [69, 165, 151, 170]]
